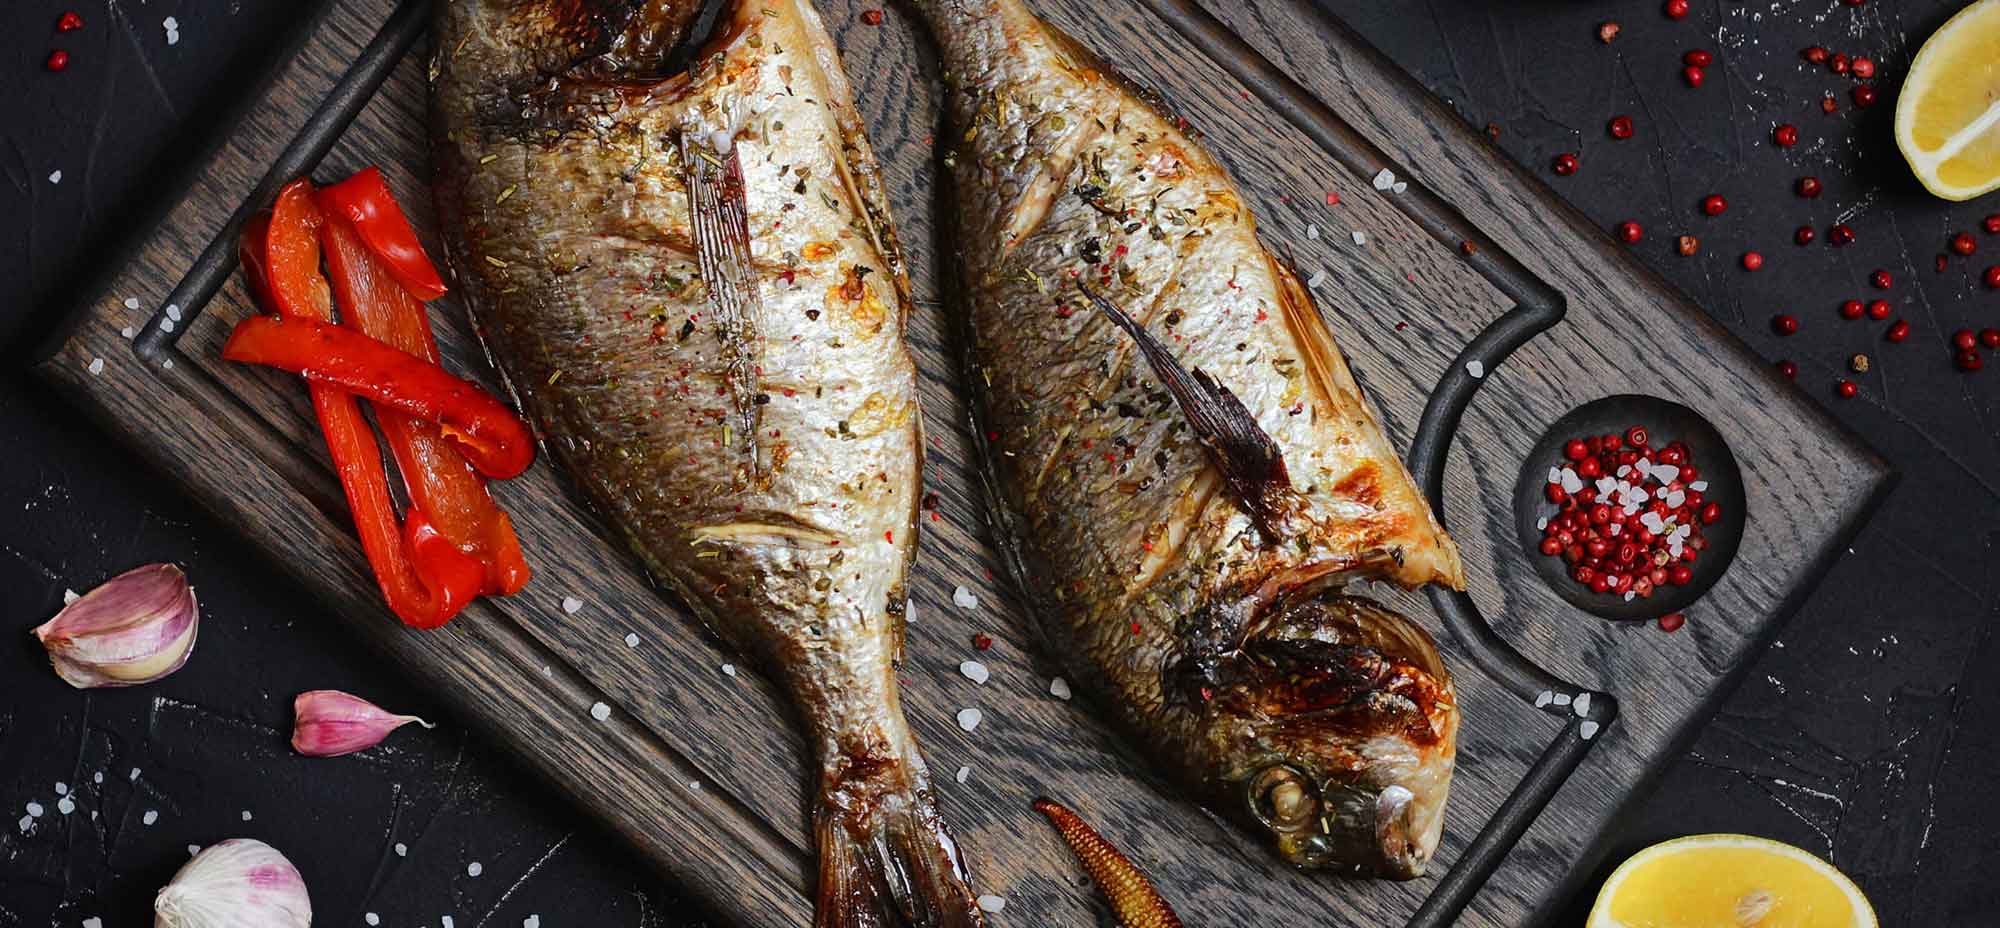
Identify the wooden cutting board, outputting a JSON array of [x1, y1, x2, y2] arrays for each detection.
[[33, 0, 1890, 924]]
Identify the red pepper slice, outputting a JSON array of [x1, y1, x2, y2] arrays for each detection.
[[319, 210, 532, 595], [222, 314, 536, 481], [315, 167, 449, 301], [242, 180, 483, 627]]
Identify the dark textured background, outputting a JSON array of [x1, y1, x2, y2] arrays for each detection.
[[2, 0, 1993, 924]]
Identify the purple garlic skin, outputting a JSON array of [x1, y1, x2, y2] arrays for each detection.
[[32, 563, 199, 688], [291, 689, 432, 757]]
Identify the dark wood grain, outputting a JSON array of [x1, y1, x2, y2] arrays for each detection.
[[34, 0, 1889, 924]]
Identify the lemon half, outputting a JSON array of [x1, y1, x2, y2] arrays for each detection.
[[1896, 0, 2000, 201], [1586, 833, 1875, 928]]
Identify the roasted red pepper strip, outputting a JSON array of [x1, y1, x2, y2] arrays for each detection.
[[318, 209, 532, 595], [244, 180, 484, 628], [222, 314, 536, 480], [315, 166, 449, 301]]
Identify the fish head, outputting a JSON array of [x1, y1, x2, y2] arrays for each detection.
[[1182, 592, 1458, 878]]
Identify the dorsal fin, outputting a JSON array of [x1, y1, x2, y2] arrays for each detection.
[[1077, 283, 1293, 539]]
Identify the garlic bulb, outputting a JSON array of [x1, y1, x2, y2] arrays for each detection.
[[154, 838, 312, 927], [291, 689, 433, 757], [32, 563, 198, 688]]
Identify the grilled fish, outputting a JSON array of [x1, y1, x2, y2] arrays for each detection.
[[909, 0, 1465, 878], [430, 1, 983, 923]]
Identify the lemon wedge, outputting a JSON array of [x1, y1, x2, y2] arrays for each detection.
[[1896, 0, 2000, 200], [1586, 833, 1875, 928]]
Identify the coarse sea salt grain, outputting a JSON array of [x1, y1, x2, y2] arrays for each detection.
[[83, 920, 102, 928], [120, 326, 134, 339], [468, 861, 484, 877], [1049, 677, 1072, 700], [1465, 360, 1485, 379], [165, 304, 182, 322], [722, 663, 737, 677], [1351, 230, 1368, 246], [48, 170, 62, 184], [955, 765, 971, 784], [959, 660, 990, 685], [1306, 224, 1319, 240], [955, 708, 983, 732], [1580, 720, 1601, 741], [1574, 692, 1592, 717], [561, 595, 584, 614], [952, 585, 978, 610], [160, 318, 174, 333], [977, 895, 1008, 914], [444, 916, 456, 928], [525, 917, 541, 928], [1372, 168, 1396, 191], [1392, 181, 1408, 194], [1552, 692, 1572, 707], [130, 767, 141, 781], [16, 816, 30, 834], [57, 796, 75, 815], [590, 701, 612, 721], [188, 844, 201, 856], [123, 297, 141, 310], [395, 842, 408, 856], [87, 358, 104, 375], [624, 632, 641, 648], [241, 810, 253, 821], [366, 914, 381, 926], [1305, 270, 1329, 289], [25, 802, 43, 818]]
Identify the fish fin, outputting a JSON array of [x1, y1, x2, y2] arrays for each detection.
[[681, 132, 766, 475], [1076, 283, 1293, 538], [814, 786, 983, 928]]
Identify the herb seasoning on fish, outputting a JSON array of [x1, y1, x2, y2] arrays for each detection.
[[909, 0, 1464, 879], [430, 1, 982, 923]]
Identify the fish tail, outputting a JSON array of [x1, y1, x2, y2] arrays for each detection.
[[813, 773, 983, 928]]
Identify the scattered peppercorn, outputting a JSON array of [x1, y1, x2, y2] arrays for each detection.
[[1870, 269, 1893, 289], [1598, 21, 1622, 43], [1485, 122, 1502, 141], [1851, 85, 1877, 108], [1840, 299, 1864, 320], [1796, 176, 1823, 198], [1868, 299, 1891, 320], [1677, 234, 1700, 256], [1701, 194, 1728, 216], [1777, 359, 1798, 379], [1552, 152, 1579, 176], [1682, 65, 1706, 88], [1774, 124, 1799, 147], [1850, 353, 1870, 373], [1830, 52, 1850, 75], [1796, 226, 1817, 246], [1982, 329, 2000, 350], [1828, 224, 1856, 246], [1953, 329, 1978, 351], [1616, 221, 1644, 243], [1985, 266, 2000, 289], [1850, 56, 1875, 79], [1836, 380, 1858, 398], [56, 11, 83, 31], [1683, 49, 1713, 67], [1664, 0, 1690, 18], [1459, 240, 1479, 256], [1822, 94, 1839, 114], [44, 49, 68, 71], [861, 8, 884, 24], [972, 632, 994, 651], [1771, 313, 1798, 335], [1659, 612, 1687, 632], [1608, 115, 1635, 140], [1886, 318, 1911, 342], [1842, 0, 1866, 7], [1803, 46, 1830, 64], [1952, 232, 1978, 255], [1956, 349, 1984, 372], [1986, 215, 2000, 235], [1742, 251, 1765, 272], [1938, 254, 1951, 273]]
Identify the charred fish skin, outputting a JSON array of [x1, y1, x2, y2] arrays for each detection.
[[431, 2, 981, 924], [909, 0, 1460, 878]]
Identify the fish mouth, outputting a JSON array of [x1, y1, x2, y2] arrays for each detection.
[[1190, 590, 1457, 878]]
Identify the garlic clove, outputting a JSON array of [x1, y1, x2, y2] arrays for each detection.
[[32, 563, 198, 689], [291, 689, 433, 757], [154, 838, 312, 928]]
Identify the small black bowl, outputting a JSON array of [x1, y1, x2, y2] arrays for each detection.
[[1511, 395, 1746, 621]]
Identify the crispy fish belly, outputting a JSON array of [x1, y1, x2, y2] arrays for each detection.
[[430, 1, 982, 923], [909, 0, 1463, 878]]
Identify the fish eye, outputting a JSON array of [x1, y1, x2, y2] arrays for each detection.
[[1246, 765, 1319, 832]]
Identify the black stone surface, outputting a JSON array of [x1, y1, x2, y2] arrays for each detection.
[[2, 1, 1993, 925]]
